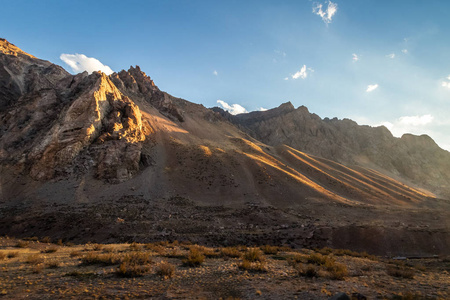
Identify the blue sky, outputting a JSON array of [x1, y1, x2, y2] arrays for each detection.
[[2, 0, 450, 150]]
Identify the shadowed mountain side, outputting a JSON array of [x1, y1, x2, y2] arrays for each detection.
[[212, 103, 450, 198]]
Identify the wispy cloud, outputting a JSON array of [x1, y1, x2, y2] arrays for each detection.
[[258, 107, 268, 111], [288, 65, 313, 80], [378, 114, 434, 137], [386, 53, 395, 59], [60, 53, 113, 75], [441, 75, 450, 88], [352, 53, 359, 62], [213, 70, 218, 76], [366, 84, 379, 92], [217, 100, 248, 115], [401, 49, 408, 54], [312, 1, 338, 24]]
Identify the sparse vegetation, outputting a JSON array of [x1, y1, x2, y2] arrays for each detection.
[[156, 261, 176, 279], [261, 245, 279, 255], [26, 254, 44, 265], [183, 246, 205, 267], [0, 252, 5, 260], [15, 241, 29, 248], [0, 237, 446, 299], [42, 246, 58, 253], [386, 264, 415, 279], [242, 248, 265, 262], [220, 247, 242, 258], [7, 251, 19, 258]]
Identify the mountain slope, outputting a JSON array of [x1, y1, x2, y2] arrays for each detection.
[[0, 39, 449, 255], [213, 102, 450, 198]]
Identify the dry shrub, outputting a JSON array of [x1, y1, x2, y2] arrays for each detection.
[[238, 259, 267, 273], [243, 248, 265, 262], [261, 245, 279, 255], [0, 252, 5, 260], [129, 242, 142, 251], [307, 253, 329, 266], [40, 236, 52, 243], [81, 252, 122, 266], [156, 261, 176, 279], [70, 250, 81, 257], [144, 243, 165, 255], [221, 247, 242, 258], [325, 259, 348, 280], [116, 262, 150, 277], [7, 252, 19, 258], [386, 264, 415, 279], [102, 247, 115, 253], [183, 247, 205, 267], [26, 254, 44, 265], [287, 254, 306, 266], [123, 251, 152, 265], [197, 246, 219, 258], [31, 264, 44, 274], [295, 263, 319, 278], [47, 261, 60, 269], [164, 249, 185, 259], [42, 246, 58, 254], [16, 241, 29, 248], [92, 244, 103, 251]]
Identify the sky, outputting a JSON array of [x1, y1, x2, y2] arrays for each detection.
[[1, 0, 450, 150]]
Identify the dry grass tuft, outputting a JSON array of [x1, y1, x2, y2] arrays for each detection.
[[183, 247, 205, 267], [0, 252, 5, 260], [116, 262, 150, 277], [7, 251, 19, 258], [42, 246, 58, 253], [242, 248, 265, 262], [261, 245, 279, 255], [26, 254, 44, 265], [220, 247, 242, 258], [238, 259, 267, 273], [81, 252, 122, 266], [386, 264, 415, 279], [15, 241, 29, 248], [295, 263, 319, 278], [156, 261, 176, 279], [324, 259, 348, 280]]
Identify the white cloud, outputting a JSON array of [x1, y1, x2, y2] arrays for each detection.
[[401, 49, 408, 54], [213, 70, 218, 76], [60, 53, 113, 75], [217, 100, 248, 115], [291, 65, 313, 80], [441, 75, 450, 88], [258, 107, 268, 111], [352, 53, 359, 62], [366, 84, 379, 92], [398, 115, 433, 126], [284, 77, 289, 81], [386, 53, 395, 59], [313, 1, 338, 24]]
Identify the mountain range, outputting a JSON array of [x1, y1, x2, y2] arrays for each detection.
[[1, 39, 449, 255]]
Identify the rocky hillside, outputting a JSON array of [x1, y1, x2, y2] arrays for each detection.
[[213, 103, 450, 198], [1, 39, 449, 255]]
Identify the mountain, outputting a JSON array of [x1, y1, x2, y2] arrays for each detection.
[[213, 102, 450, 199], [1, 39, 449, 255]]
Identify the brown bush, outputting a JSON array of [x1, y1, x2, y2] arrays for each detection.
[[220, 247, 242, 258], [116, 262, 150, 277], [42, 246, 58, 254], [238, 259, 267, 273], [16, 241, 29, 248], [261, 245, 279, 255], [295, 263, 319, 278], [0, 252, 5, 260], [26, 254, 44, 265], [386, 264, 415, 279], [156, 261, 176, 279], [7, 252, 19, 258], [325, 259, 348, 280], [183, 247, 205, 267], [242, 248, 265, 262]]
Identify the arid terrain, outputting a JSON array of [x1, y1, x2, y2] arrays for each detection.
[[0, 237, 449, 299], [1, 38, 450, 298]]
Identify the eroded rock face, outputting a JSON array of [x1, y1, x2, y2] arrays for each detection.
[[0, 39, 149, 182]]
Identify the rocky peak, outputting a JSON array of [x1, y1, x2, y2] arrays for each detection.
[[0, 38, 35, 58]]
